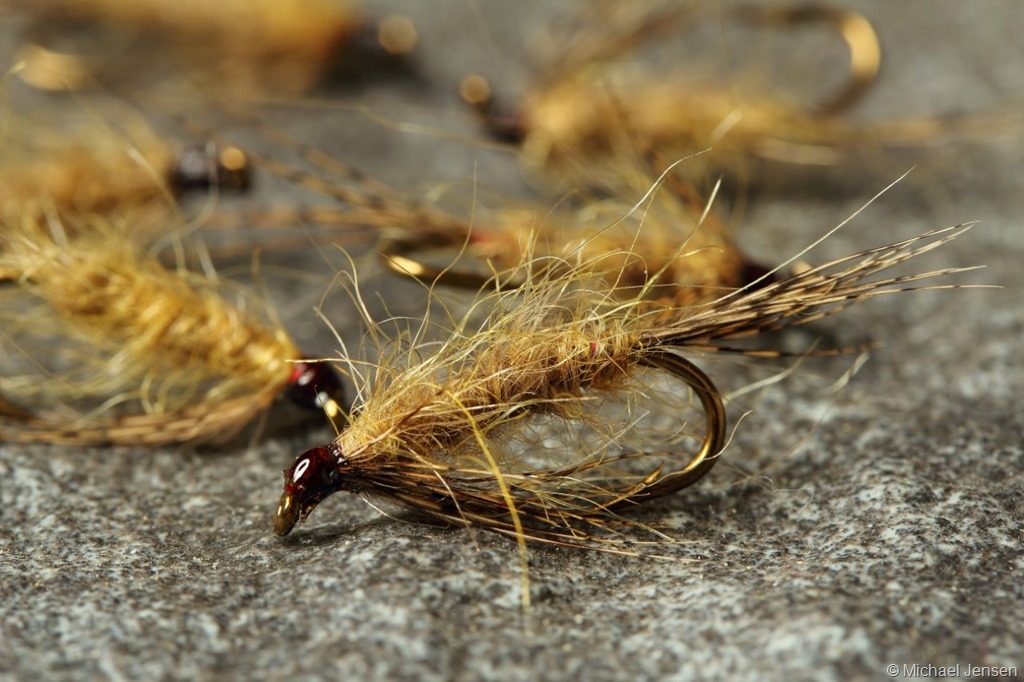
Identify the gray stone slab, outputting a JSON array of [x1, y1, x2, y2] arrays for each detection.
[[1, 2, 1021, 681]]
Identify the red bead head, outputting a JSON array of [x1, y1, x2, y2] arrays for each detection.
[[274, 444, 346, 536]]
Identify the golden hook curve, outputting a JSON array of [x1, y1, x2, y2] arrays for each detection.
[[729, 4, 882, 116], [462, 4, 882, 136], [12, 17, 135, 92], [378, 230, 530, 291], [606, 349, 727, 509]]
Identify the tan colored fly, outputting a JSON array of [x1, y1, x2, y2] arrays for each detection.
[[188, 108, 762, 306], [461, 2, 1016, 186], [9, 0, 417, 95], [274, 201, 981, 550], [0, 210, 345, 446], [0, 109, 250, 225]]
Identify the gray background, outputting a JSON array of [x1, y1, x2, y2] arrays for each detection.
[[1, 2, 1021, 680]]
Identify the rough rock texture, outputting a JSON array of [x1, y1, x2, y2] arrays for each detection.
[[1, 2, 1021, 681]]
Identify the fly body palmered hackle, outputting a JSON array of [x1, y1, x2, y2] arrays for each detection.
[[0, 209, 347, 446], [274, 266, 729, 545], [463, 0, 1020, 193], [8, 0, 419, 96], [182, 105, 762, 310], [462, 2, 881, 177], [377, 169, 755, 305], [0, 107, 252, 230], [275, 216, 983, 548]]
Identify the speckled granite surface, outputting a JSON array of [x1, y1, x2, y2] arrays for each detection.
[[1, 3, 1022, 681]]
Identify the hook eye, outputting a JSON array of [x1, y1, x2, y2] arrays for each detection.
[[459, 74, 527, 144]]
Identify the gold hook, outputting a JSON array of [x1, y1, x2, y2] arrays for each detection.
[[13, 18, 135, 92], [728, 4, 882, 116], [462, 4, 881, 137], [606, 349, 727, 509], [378, 230, 531, 291]]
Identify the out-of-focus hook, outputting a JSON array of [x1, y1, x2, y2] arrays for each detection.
[[729, 4, 882, 116]]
